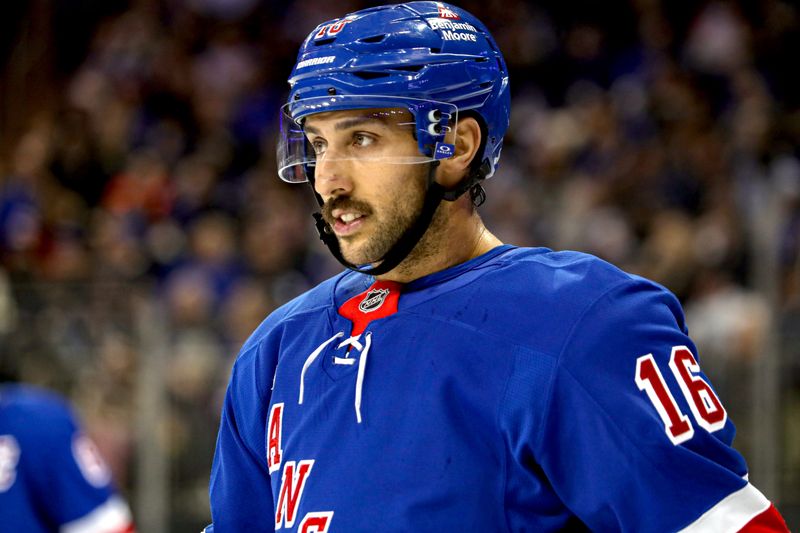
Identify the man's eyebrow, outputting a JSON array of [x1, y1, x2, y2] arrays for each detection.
[[304, 114, 392, 135]]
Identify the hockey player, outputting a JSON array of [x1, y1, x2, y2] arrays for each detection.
[[0, 383, 135, 533], [207, 2, 789, 531]]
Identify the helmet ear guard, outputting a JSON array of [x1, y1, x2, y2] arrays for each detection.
[[442, 109, 491, 206]]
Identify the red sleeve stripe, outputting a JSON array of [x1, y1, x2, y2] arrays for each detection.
[[678, 483, 787, 532], [738, 504, 790, 532]]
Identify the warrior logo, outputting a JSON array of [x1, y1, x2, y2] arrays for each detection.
[[359, 288, 390, 313], [437, 3, 460, 19]]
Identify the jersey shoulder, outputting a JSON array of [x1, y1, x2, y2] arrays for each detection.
[[0, 384, 76, 436], [465, 247, 681, 354], [495, 247, 647, 296]]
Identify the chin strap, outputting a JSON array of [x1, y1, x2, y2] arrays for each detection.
[[442, 159, 490, 206], [310, 159, 489, 276]]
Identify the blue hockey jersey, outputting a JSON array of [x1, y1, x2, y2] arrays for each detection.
[[0, 384, 134, 533], [207, 246, 787, 532]]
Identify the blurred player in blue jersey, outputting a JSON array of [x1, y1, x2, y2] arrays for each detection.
[[206, 2, 789, 531], [0, 377, 135, 532]]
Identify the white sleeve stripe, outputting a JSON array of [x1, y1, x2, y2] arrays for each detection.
[[60, 495, 133, 533], [678, 482, 771, 533]]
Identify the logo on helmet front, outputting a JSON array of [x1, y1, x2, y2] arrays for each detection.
[[359, 288, 390, 313], [437, 3, 460, 19], [315, 18, 353, 39]]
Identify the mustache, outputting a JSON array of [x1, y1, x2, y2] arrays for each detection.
[[321, 196, 374, 225]]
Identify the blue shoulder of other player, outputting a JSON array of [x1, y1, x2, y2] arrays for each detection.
[[0, 383, 135, 533]]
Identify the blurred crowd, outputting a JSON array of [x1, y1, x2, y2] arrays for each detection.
[[1, 0, 799, 529]]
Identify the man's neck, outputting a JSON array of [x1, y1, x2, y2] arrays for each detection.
[[375, 210, 503, 284]]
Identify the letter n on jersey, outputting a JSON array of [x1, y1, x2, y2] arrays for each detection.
[[275, 460, 314, 529], [269, 405, 334, 530]]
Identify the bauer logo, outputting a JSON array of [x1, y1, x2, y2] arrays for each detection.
[[434, 143, 455, 159], [437, 3, 460, 19], [359, 288, 390, 313]]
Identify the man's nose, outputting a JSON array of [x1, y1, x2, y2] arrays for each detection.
[[313, 154, 353, 198]]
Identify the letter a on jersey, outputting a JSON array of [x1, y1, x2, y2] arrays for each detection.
[[275, 460, 314, 529], [267, 403, 284, 474]]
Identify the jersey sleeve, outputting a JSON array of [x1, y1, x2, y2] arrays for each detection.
[[534, 278, 787, 532], [209, 341, 275, 531], [28, 400, 133, 532]]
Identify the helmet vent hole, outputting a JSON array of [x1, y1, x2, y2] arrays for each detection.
[[352, 71, 391, 80], [359, 34, 387, 43], [392, 65, 423, 73], [479, 81, 492, 89], [314, 38, 336, 46]]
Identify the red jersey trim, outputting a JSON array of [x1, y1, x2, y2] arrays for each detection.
[[678, 483, 789, 532], [738, 504, 790, 532], [338, 280, 402, 337]]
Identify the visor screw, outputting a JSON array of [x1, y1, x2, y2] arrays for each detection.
[[327, 87, 337, 95]]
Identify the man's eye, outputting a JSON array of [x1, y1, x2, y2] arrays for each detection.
[[311, 139, 327, 155], [353, 134, 374, 147]]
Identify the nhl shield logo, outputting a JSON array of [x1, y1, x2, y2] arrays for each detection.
[[359, 288, 390, 313]]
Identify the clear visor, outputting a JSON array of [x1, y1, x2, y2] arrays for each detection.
[[277, 95, 458, 183]]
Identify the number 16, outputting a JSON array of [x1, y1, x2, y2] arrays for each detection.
[[635, 346, 727, 445]]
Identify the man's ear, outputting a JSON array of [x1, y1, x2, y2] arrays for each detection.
[[435, 116, 482, 189]]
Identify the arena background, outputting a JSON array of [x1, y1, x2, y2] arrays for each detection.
[[1, 0, 798, 530]]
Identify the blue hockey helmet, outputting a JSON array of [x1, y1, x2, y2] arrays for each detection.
[[278, 1, 510, 185]]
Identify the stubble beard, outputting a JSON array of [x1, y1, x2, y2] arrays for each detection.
[[341, 186, 425, 266], [323, 167, 445, 269]]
